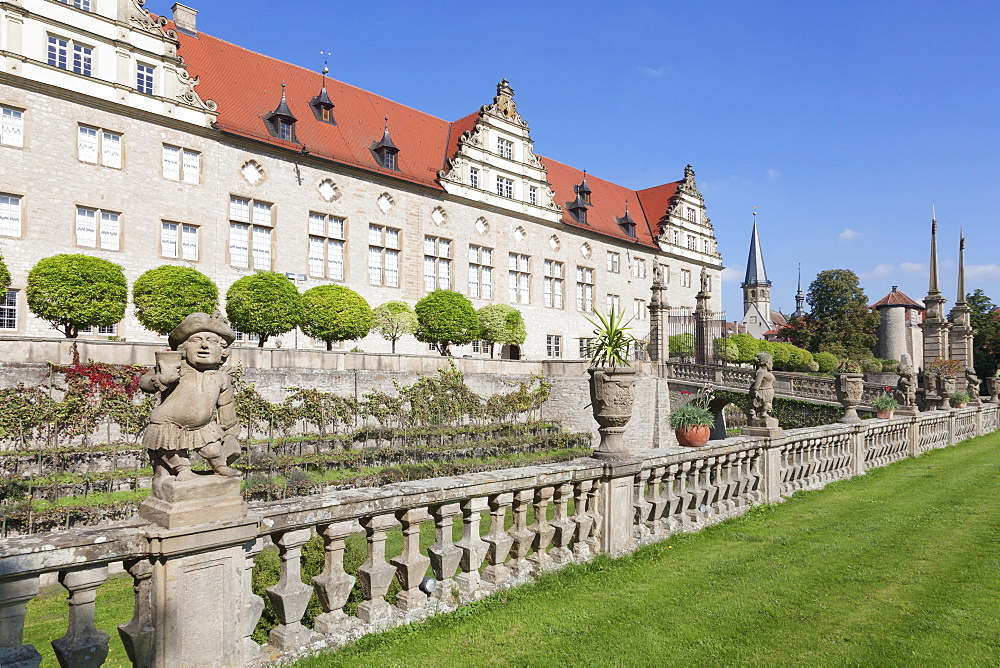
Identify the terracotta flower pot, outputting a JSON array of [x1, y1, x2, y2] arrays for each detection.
[[876, 409, 894, 419], [953, 402, 967, 409], [675, 424, 711, 448]]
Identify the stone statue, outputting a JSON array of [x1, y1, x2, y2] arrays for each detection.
[[652, 259, 664, 287], [965, 366, 981, 402], [748, 352, 778, 428], [140, 311, 241, 499], [699, 267, 709, 294], [895, 353, 917, 410]]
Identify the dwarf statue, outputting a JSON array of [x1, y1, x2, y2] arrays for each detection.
[[748, 351, 777, 426], [896, 353, 917, 407], [965, 366, 981, 401], [140, 311, 241, 498]]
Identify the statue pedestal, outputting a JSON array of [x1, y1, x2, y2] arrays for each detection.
[[896, 406, 920, 416], [742, 425, 784, 438], [139, 474, 246, 529]]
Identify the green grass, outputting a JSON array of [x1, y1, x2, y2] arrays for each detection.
[[299, 432, 1000, 666]]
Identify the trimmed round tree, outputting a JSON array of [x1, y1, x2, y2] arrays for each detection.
[[415, 290, 478, 356], [300, 284, 373, 351], [225, 271, 302, 348], [477, 304, 526, 358], [132, 265, 219, 335], [373, 300, 417, 353], [26, 254, 127, 338]]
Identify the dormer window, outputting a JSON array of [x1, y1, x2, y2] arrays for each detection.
[[309, 68, 336, 125], [263, 84, 298, 143], [371, 117, 400, 171], [566, 174, 592, 224], [617, 206, 637, 238]]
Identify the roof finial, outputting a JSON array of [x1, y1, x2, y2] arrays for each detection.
[[928, 206, 940, 295]]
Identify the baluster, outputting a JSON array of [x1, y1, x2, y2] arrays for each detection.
[[528, 486, 555, 571], [585, 479, 603, 555], [117, 558, 154, 668], [312, 522, 358, 632], [0, 574, 42, 667], [483, 493, 514, 584], [243, 538, 266, 657], [702, 457, 717, 519], [390, 509, 431, 611], [507, 490, 534, 577], [732, 451, 749, 509], [677, 461, 694, 529], [52, 565, 109, 668], [548, 483, 575, 565], [428, 503, 462, 600], [456, 497, 489, 594], [709, 456, 724, 515], [647, 467, 667, 534], [662, 464, 681, 532], [357, 514, 398, 623], [632, 469, 651, 540], [265, 528, 315, 649], [687, 459, 706, 523], [572, 481, 595, 559], [719, 454, 736, 513]]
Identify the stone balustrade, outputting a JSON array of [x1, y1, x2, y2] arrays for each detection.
[[1, 404, 996, 666]]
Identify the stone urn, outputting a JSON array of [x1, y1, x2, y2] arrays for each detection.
[[675, 424, 711, 448], [939, 375, 957, 410], [835, 372, 865, 423], [987, 377, 1000, 403], [588, 367, 636, 460]]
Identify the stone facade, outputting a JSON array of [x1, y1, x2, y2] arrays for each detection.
[[0, 0, 724, 360]]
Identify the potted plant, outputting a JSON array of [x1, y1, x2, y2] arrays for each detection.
[[950, 389, 971, 409], [871, 386, 899, 419], [585, 308, 637, 460], [669, 386, 714, 447], [834, 359, 864, 423]]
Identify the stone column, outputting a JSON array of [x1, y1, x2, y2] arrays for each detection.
[[312, 522, 358, 633], [849, 424, 867, 476], [648, 275, 669, 362], [0, 575, 42, 668], [391, 510, 431, 611], [52, 565, 109, 668], [597, 459, 643, 556], [760, 439, 784, 503], [265, 529, 315, 649]]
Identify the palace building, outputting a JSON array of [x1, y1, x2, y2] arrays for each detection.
[[0, 0, 724, 358]]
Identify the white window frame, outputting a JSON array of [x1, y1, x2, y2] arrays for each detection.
[[0, 289, 16, 330], [369, 224, 401, 287], [529, 186, 537, 206], [136, 62, 154, 95], [161, 145, 201, 184], [546, 335, 562, 359], [607, 251, 620, 273], [633, 257, 646, 279], [76, 206, 120, 251], [633, 298, 647, 321], [468, 245, 493, 300], [578, 337, 594, 359], [543, 260, 564, 309], [576, 266, 594, 313], [161, 221, 199, 261], [497, 137, 514, 159], [0, 107, 24, 148], [58, 0, 92, 10], [469, 167, 479, 189], [507, 253, 530, 304], [228, 196, 273, 270], [308, 213, 346, 280], [496, 176, 514, 199], [686, 206, 696, 222], [680, 269, 692, 288], [0, 195, 22, 237], [607, 294, 621, 314], [423, 236, 452, 292], [78, 125, 122, 168]]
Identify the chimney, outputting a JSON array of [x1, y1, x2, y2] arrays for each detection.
[[172, 3, 197, 36]]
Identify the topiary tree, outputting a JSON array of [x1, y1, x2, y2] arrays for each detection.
[[714, 337, 740, 363], [225, 271, 302, 348], [414, 289, 478, 356], [668, 332, 695, 358], [132, 265, 219, 335], [729, 333, 763, 364], [26, 254, 126, 338], [859, 357, 882, 374], [300, 285, 373, 351], [477, 304, 526, 358], [0, 253, 10, 293], [372, 301, 417, 353], [814, 351, 839, 373]]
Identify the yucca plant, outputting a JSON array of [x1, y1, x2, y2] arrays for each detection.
[[585, 307, 636, 368]]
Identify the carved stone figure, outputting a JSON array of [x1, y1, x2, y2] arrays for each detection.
[[895, 353, 918, 413], [652, 259, 664, 287], [140, 311, 241, 499], [748, 352, 778, 428], [965, 367, 981, 403], [699, 267, 710, 295]]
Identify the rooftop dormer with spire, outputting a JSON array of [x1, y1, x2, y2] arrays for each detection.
[[741, 209, 774, 338], [263, 83, 297, 142], [371, 117, 399, 170], [309, 54, 336, 124]]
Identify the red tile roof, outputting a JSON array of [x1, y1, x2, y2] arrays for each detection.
[[871, 287, 925, 309], [176, 32, 682, 250]]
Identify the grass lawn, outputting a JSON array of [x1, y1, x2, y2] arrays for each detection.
[[300, 431, 1000, 666]]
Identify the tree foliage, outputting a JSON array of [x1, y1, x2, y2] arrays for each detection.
[[225, 272, 303, 348], [967, 289, 1000, 379], [0, 253, 10, 293], [372, 301, 418, 353], [668, 333, 695, 358], [778, 269, 878, 358], [713, 337, 740, 363], [414, 290, 479, 356], [477, 304, 526, 357], [26, 254, 127, 338], [729, 333, 764, 364], [132, 265, 219, 335], [300, 285, 373, 350]]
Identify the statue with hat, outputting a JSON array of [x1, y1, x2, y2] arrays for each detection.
[[140, 311, 241, 499]]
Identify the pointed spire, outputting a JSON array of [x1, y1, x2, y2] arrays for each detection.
[[742, 208, 770, 287], [793, 263, 806, 317], [928, 206, 940, 296], [373, 116, 397, 150], [272, 82, 296, 120], [956, 229, 967, 305]]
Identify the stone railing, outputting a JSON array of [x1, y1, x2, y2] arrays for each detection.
[[1, 404, 996, 666]]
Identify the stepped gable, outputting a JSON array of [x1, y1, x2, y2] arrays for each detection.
[[871, 287, 925, 310], [175, 31, 679, 251]]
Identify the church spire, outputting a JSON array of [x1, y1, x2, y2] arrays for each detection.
[[741, 209, 770, 288], [792, 263, 806, 318]]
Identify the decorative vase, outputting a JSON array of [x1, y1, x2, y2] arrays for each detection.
[[588, 367, 636, 460], [675, 425, 711, 447], [987, 377, 1000, 403], [834, 372, 865, 423], [876, 409, 894, 419]]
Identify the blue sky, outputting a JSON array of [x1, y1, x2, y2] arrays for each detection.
[[164, 0, 1000, 316]]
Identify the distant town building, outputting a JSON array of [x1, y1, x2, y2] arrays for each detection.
[[871, 286, 925, 368], [739, 214, 783, 339]]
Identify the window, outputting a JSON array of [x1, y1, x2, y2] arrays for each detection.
[[161, 222, 198, 260], [136, 63, 154, 95], [607, 251, 620, 273], [687, 235, 697, 250], [78, 126, 122, 168], [576, 266, 594, 312], [424, 236, 452, 291], [633, 298, 647, 321], [0, 290, 15, 329], [529, 186, 537, 206], [497, 137, 514, 159], [308, 214, 346, 280], [48, 36, 92, 76], [1, 107, 23, 148], [80, 324, 117, 335], [704, 239, 712, 254], [58, 0, 91, 9], [543, 260, 564, 309], [76, 207, 120, 250], [672, 230, 679, 245], [607, 294, 620, 314], [234, 331, 261, 344], [686, 207, 696, 222], [496, 176, 514, 199], [579, 337, 594, 359], [468, 245, 493, 299], [546, 335, 562, 358], [633, 258, 646, 279], [161, 145, 200, 183], [277, 119, 293, 141], [680, 269, 692, 288], [369, 224, 400, 286], [469, 167, 479, 189], [0, 195, 21, 237], [508, 253, 530, 304], [228, 196, 272, 270]]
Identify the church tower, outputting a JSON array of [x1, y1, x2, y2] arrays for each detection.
[[792, 264, 807, 318], [741, 211, 774, 338]]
